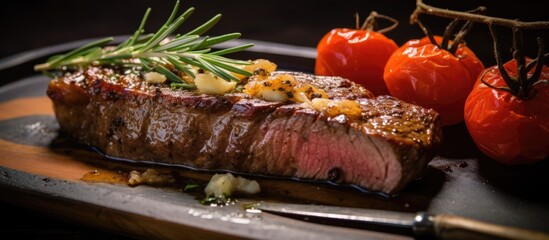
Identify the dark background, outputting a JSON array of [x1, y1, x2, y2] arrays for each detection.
[[0, 0, 547, 239], [1, 0, 548, 69]]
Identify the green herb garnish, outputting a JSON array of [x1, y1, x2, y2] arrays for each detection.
[[33, 0, 253, 87], [200, 194, 236, 206], [183, 183, 200, 191]]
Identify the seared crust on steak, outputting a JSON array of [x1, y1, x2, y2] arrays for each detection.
[[47, 67, 441, 194]]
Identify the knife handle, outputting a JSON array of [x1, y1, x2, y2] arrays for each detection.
[[432, 214, 549, 240]]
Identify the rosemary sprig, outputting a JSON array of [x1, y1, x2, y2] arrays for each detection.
[[33, 0, 254, 85]]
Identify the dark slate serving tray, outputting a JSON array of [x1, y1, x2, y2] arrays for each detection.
[[0, 38, 547, 239]]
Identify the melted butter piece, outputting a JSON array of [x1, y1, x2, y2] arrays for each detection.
[[81, 169, 127, 184], [245, 73, 364, 120], [128, 168, 176, 186], [310, 98, 362, 119], [244, 74, 328, 103]]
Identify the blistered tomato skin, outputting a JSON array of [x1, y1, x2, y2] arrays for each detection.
[[315, 28, 398, 96], [383, 36, 484, 126], [464, 59, 549, 164]]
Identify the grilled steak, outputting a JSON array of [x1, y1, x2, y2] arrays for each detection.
[[47, 67, 442, 194]]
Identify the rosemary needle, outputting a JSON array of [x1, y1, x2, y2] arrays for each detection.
[[34, 0, 254, 85]]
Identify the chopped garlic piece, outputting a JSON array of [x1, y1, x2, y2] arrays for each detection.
[[236, 176, 261, 195], [195, 72, 237, 94], [204, 173, 260, 197], [292, 84, 328, 102], [244, 74, 295, 101], [232, 59, 277, 81], [243, 71, 362, 119], [311, 98, 362, 119], [128, 168, 175, 186], [244, 74, 327, 104], [293, 91, 312, 105], [258, 89, 289, 102], [143, 72, 167, 84]]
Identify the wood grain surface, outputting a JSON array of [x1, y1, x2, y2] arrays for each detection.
[[0, 97, 95, 180]]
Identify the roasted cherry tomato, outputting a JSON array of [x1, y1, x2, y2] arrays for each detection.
[[383, 36, 484, 126], [315, 28, 398, 96], [464, 58, 549, 164]]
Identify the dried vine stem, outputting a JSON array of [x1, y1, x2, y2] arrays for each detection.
[[356, 11, 399, 34], [411, 0, 549, 29], [414, 6, 486, 55], [412, 0, 549, 99]]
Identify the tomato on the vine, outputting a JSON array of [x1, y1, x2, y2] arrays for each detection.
[[383, 36, 484, 126], [464, 58, 549, 164], [315, 12, 398, 96]]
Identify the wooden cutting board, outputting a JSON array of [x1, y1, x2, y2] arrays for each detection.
[[1, 45, 548, 239]]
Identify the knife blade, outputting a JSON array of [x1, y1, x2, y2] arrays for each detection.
[[254, 202, 549, 240]]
